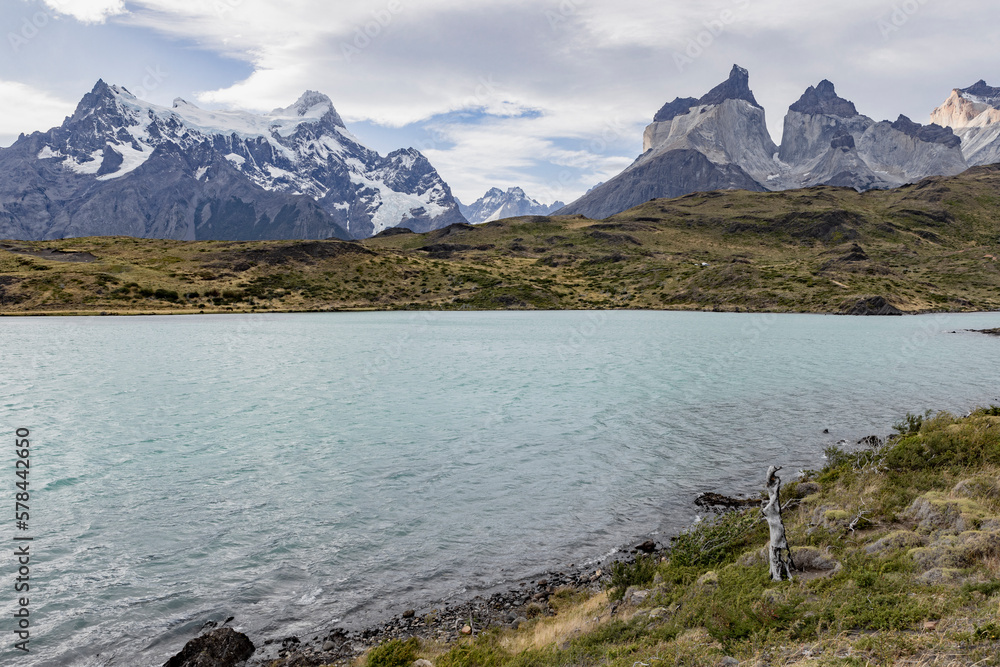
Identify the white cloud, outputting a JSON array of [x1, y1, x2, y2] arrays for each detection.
[[42, 0, 126, 23], [0, 81, 75, 147], [8, 0, 1000, 200]]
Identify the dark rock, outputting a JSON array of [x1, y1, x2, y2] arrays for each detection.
[[556, 149, 765, 220], [697, 64, 761, 109], [960, 79, 1000, 106], [653, 96, 700, 123], [695, 492, 759, 510], [842, 296, 904, 316], [402, 609, 415, 618], [789, 80, 859, 118], [830, 132, 856, 150], [96, 144, 124, 176], [163, 627, 255, 667], [373, 227, 414, 237], [839, 243, 869, 262], [890, 115, 962, 149], [651, 64, 759, 123], [636, 540, 656, 553]]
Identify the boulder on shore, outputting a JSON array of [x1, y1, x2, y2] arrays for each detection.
[[163, 627, 255, 667]]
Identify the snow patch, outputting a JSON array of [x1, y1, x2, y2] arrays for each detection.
[[350, 171, 448, 234], [64, 150, 104, 175], [37, 146, 59, 159], [225, 153, 246, 167], [96, 144, 150, 181], [195, 166, 209, 180]]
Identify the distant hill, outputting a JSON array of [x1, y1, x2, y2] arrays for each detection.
[[2, 165, 999, 315]]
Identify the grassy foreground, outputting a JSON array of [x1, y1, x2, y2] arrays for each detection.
[[3, 166, 1000, 315], [354, 408, 1000, 667]]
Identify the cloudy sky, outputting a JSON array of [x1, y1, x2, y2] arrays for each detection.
[[1, 0, 998, 204]]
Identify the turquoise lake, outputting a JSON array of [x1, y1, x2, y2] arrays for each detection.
[[2, 310, 999, 665]]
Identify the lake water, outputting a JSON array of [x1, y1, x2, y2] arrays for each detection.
[[1, 310, 999, 666]]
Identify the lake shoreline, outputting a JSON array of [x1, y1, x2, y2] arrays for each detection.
[[240, 526, 676, 666]]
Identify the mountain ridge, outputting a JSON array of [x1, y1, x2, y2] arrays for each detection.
[[560, 66, 986, 219], [0, 81, 466, 241]]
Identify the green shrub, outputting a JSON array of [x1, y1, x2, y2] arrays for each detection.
[[669, 509, 764, 569], [893, 410, 930, 436], [974, 622, 1000, 641], [367, 637, 420, 667], [153, 288, 179, 301], [608, 554, 658, 600]]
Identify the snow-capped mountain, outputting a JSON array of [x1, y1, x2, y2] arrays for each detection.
[[560, 66, 971, 220], [930, 80, 1000, 166], [458, 187, 565, 223], [0, 80, 466, 241]]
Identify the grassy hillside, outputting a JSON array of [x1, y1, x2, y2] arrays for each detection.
[[3, 166, 1000, 315], [349, 407, 1000, 667]]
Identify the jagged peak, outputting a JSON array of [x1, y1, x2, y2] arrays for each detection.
[[90, 79, 113, 97], [698, 64, 760, 109], [271, 90, 345, 127], [72, 80, 126, 120], [959, 79, 1000, 106], [651, 65, 759, 123], [788, 80, 859, 118], [890, 115, 961, 148]]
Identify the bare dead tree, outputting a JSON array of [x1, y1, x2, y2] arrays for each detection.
[[763, 465, 795, 581]]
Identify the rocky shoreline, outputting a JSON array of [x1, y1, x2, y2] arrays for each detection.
[[161, 532, 669, 667], [170, 487, 773, 667], [241, 538, 663, 667]]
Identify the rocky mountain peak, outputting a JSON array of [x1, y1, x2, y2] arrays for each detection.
[[788, 80, 858, 118], [890, 115, 961, 148], [960, 79, 1000, 105], [272, 90, 345, 128], [651, 65, 759, 123], [698, 64, 760, 109], [460, 186, 563, 223]]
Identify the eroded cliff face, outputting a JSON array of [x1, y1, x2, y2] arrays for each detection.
[[562, 69, 979, 220], [931, 81, 1000, 166], [560, 66, 776, 219]]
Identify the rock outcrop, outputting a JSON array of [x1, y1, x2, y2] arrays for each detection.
[[856, 115, 967, 183], [562, 68, 978, 220], [163, 627, 255, 667], [930, 79, 1000, 166], [776, 80, 878, 189], [560, 65, 774, 218]]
